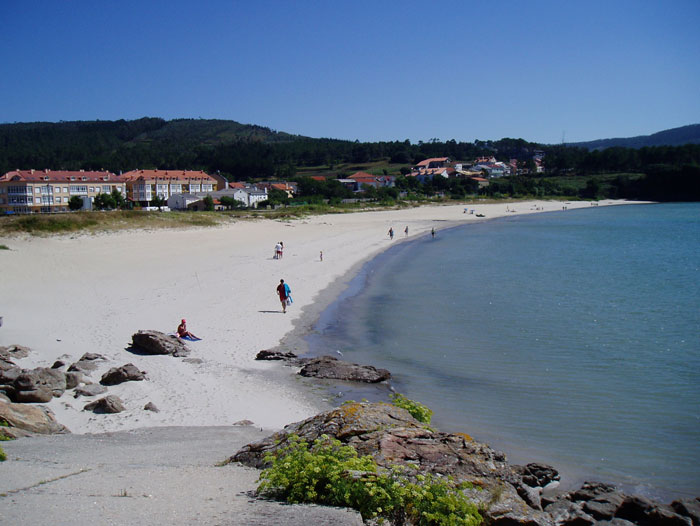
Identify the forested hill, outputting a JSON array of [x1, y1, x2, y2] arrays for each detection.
[[569, 124, 700, 150], [0, 117, 307, 174]]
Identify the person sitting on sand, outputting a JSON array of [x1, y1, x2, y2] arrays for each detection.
[[177, 319, 199, 340]]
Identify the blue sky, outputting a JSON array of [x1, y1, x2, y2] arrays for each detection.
[[1, 0, 699, 144]]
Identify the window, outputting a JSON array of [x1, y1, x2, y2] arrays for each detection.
[[63, 187, 68, 193], [35, 197, 41, 203], [70, 185, 88, 194], [102, 185, 111, 193], [36, 187, 41, 193], [89, 187, 94, 193], [56, 197, 62, 203]]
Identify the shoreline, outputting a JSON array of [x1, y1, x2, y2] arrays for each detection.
[[0, 200, 651, 438]]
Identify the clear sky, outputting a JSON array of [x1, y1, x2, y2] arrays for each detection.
[[2, 0, 699, 144]]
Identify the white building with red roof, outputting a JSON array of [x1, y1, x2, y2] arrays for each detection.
[[121, 169, 217, 206], [0, 169, 125, 214]]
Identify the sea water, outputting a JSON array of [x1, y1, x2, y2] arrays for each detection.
[[307, 203, 700, 500]]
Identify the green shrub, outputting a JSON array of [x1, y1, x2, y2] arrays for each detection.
[[257, 434, 482, 525], [390, 393, 434, 426], [0, 445, 6, 461]]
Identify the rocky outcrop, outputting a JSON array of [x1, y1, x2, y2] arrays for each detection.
[[13, 367, 67, 403], [232, 402, 554, 526], [545, 482, 695, 526], [0, 400, 70, 437], [232, 403, 698, 526], [84, 395, 125, 414], [131, 330, 190, 357], [100, 363, 146, 385], [298, 355, 391, 383], [143, 401, 159, 412]]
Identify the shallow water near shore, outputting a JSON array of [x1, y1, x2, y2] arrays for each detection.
[[307, 202, 700, 501]]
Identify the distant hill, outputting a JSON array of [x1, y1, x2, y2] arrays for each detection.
[[568, 124, 700, 150]]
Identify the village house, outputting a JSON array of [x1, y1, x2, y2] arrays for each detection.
[[347, 172, 395, 191], [0, 169, 126, 214], [122, 169, 217, 207]]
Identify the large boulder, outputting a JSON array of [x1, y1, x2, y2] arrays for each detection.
[[131, 330, 190, 357], [84, 395, 125, 414], [13, 367, 67, 403], [298, 355, 391, 383], [0, 400, 70, 436], [100, 363, 146, 385], [672, 499, 700, 526]]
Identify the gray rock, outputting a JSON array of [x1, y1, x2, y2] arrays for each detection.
[[0, 344, 31, 361], [84, 395, 125, 414], [232, 419, 254, 426], [0, 400, 70, 435], [672, 499, 700, 526], [256, 349, 298, 361], [144, 401, 159, 412], [515, 462, 561, 488], [74, 383, 107, 397], [79, 353, 107, 361], [596, 519, 637, 526], [51, 360, 66, 369], [13, 367, 67, 402], [0, 365, 21, 384], [616, 495, 692, 526], [545, 500, 596, 526], [298, 355, 391, 383], [64, 371, 83, 389], [131, 330, 190, 357], [100, 363, 146, 385], [68, 360, 98, 373]]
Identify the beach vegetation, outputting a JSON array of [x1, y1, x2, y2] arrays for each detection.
[[258, 433, 482, 525], [0, 445, 5, 461], [0, 244, 9, 250], [390, 393, 434, 426]]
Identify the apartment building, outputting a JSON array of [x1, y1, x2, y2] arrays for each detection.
[[0, 169, 126, 214], [122, 169, 217, 206]]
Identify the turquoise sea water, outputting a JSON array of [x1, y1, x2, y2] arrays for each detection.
[[307, 203, 700, 500]]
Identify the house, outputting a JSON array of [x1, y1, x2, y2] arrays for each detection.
[[258, 181, 296, 198], [0, 169, 126, 214], [472, 162, 508, 178], [408, 167, 450, 184], [469, 177, 490, 188], [347, 172, 395, 191], [122, 169, 217, 207], [233, 187, 268, 208], [415, 157, 450, 170]]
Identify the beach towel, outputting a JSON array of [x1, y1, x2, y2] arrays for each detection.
[[181, 335, 202, 341]]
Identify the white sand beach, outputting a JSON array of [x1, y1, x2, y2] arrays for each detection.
[[0, 200, 643, 435]]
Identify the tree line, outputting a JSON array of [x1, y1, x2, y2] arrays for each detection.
[[1, 118, 699, 201]]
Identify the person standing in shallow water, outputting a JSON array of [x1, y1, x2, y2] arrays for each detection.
[[388, 227, 394, 240], [276, 279, 291, 313]]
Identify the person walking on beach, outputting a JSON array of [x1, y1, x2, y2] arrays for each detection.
[[404, 226, 409, 237], [388, 227, 394, 240], [274, 242, 281, 259], [276, 279, 292, 313], [279, 241, 284, 259], [431, 227, 435, 239]]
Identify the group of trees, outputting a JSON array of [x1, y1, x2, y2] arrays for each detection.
[[1, 118, 699, 203]]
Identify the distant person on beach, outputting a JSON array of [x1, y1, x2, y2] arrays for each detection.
[[176, 319, 199, 340], [404, 226, 409, 237], [274, 242, 282, 259], [431, 227, 435, 238], [276, 279, 292, 313], [388, 227, 394, 240], [320, 250, 323, 262], [279, 241, 284, 259]]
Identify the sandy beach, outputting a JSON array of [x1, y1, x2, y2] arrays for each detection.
[[0, 200, 643, 435]]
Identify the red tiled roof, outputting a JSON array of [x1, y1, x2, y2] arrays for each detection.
[[228, 182, 246, 189], [1, 169, 120, 183], [310, 176, 326, 181], [121, 169, 215, 182], [415, 157, 449, 167], [348, 171, 374, 179]]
